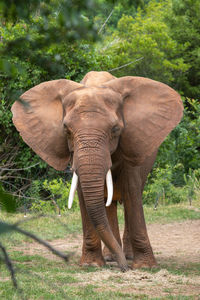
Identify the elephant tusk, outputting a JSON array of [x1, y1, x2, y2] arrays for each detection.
[[68, 172, 78, 209], [106, 169, 113, 207]]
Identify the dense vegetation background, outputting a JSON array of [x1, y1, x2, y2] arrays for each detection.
[[0, 0, 199, 212]]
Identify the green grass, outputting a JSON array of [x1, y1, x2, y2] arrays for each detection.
[[142, 261, 200, 277], [144, 204, 200, 224], [0, 200, 199, 250], [0, 254, 148, 300], [117, 200, 200, 226], [1, 200, 199, 247], [0, 200, 199, 299], [0, 210, 82, 247]]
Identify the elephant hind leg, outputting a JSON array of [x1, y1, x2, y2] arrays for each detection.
[[103, 201, 122, 262], [123, 208, 133, 260], [123, 164, 157, 269]]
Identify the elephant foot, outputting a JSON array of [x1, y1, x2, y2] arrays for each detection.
[[131, 252, 157, 269], [103, 247, 134, 261], [125, 253, 134, 260], [123, 243, 134, 260], [103, 246, 116, 262], [80, 249, 105, 267]]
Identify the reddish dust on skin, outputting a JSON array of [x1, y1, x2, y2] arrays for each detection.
[[11, 219, 200, 298]]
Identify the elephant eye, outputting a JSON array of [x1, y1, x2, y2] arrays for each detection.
[[111, 125, 121, 137], [63, 123, 72, 138], [63, 123, 68, 131]]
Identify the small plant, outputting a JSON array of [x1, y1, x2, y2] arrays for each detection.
[[184, 169, 200, 205]]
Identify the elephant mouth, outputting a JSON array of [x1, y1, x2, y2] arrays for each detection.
[[68, 169, 113, 209]]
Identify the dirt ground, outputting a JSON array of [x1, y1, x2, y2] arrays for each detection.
[[16, 220, 200, 298]]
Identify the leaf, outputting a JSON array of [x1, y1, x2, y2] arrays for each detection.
[[0, 221, 14, 235], [0, 186, 17, 213]]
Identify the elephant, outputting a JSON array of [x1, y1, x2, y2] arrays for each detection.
[[11, 71, 183, 272]]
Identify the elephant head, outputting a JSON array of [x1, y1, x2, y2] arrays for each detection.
[[11, 71, 183, 271]]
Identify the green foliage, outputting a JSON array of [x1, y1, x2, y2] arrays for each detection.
[[144, 97, 200, 206], [166, 0, 200, 98], [143, 166, 188, 205], [0, 1, 104, 200], [94, 2, 137, 34], [0, 0, 107, 190], [0, 21, 60, 194], [0, 0, 199, 210], [0, 186, 17, 212], [99, 0, 189, 84], [155, 98, 200, 182], [184, 169, 200, 203], [28, 178, 79, 213], [0, 0, 120, 82], [143, 165, 200, 206]]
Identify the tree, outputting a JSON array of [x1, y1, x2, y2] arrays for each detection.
[[166, 0, 200, 99], [0, 0, 109, 203], [99, 0, 188, 85]]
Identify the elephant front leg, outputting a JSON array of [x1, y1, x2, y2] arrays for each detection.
[[123, 165, 157, 269], [77, 186, 105, 267], [103, 201, 122, 261]]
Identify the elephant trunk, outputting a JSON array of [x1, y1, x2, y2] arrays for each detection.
[[78, 164, 127, 271], [72, 129, 128, 271]]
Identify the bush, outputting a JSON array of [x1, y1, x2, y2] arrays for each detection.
[[1, 0, 199, 210], [98, 0, 188, 84], [0, 20, 101, 204], [28, 178, 79, 213], [183, 169, 200, 205], [166, 0, 200, 98], [153, 98, 200, 186], [143, 165, 186, 205], [143, 166, 200, 206]]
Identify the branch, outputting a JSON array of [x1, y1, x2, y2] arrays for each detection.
[[14, 226, 69, 262], [0, 162, 40, 172], [0, 180, 19, 191], [98, 9, 114, 34], [10, 192, 50, 202], [108, 57, 144, 72], [0, 176, 31, 181], [0, 220, 72, 291], [0, 242, 18, 289]]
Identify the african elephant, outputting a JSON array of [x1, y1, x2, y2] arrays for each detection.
[[11, 71, 183, 271]]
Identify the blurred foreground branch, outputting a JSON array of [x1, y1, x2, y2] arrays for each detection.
[[0, 242, 18, 289], [0, 220, 70, 289]]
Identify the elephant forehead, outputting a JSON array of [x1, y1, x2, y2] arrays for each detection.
[[64, 87, 122, 109]]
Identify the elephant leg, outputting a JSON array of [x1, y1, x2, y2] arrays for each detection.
[[123, 164, 157, 269], [77, 185, 105, 267], [123, 209, 133, 260], [103, 201, 122, 261]]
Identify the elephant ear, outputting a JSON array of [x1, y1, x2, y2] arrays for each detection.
[[11, 79, 83, 171], [104, 76, 183, 165]]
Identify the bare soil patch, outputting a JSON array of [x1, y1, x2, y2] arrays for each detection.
[[14, 220, 200, 298]]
